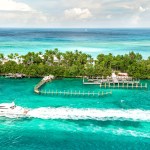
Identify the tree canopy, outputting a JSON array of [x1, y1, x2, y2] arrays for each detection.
[[0, 50, 150, 79]]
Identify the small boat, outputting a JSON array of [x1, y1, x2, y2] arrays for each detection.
[[0, 102, 29, 118]]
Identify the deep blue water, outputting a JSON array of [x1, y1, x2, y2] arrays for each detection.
[[0, 28, 150, 58]]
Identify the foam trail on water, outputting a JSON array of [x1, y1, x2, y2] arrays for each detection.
[[112, 128, 150, 138], [27, 107, 150, 121]]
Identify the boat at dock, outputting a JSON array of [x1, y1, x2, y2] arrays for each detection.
[[0, 102, 29, 118]]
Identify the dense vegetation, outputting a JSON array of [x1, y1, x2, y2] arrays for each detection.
[[0, 49, 150, 79]]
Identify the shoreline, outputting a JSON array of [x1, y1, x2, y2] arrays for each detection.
[[0, 50, 150, 79], [0, 74, 83, 79], [0, 74, 150, 80]]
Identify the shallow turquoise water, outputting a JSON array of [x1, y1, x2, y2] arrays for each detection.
[[0, 28, 150, 58], [0, 28, 150, 149], [0, 78, 150, 150]]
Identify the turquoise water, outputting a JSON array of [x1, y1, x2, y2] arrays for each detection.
[[0, 28, 150, 149], [0, 78, 150, 150], [0, 28, 150, 58]]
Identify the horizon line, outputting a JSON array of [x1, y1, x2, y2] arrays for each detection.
[[0, 27, 150, 29]]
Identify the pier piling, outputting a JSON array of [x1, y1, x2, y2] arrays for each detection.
[[83, 77, 147, 89]]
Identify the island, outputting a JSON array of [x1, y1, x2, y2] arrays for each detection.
[[0, 49, 150, 79]]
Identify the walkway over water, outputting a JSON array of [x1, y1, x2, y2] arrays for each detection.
[[40, 90, 112, 97], [34, 76, 112, 97], [34, 75, 54, 94], [83, 77, 148, 89]]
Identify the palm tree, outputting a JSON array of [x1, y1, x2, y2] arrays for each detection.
[[0, 53, 4, 61], [7, 53, 14, 60]]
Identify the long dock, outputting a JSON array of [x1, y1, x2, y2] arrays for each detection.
[[83, 77, 148, 89], [34, 80, 46, 94], [34, 75, 54, 94], [99, 82, 147, 89], [40, 90, 112, 97], [34, 76, 112, 97]]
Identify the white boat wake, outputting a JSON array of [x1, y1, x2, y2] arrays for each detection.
[[26, 107, 150, 121], [0, 102, 149, 121]]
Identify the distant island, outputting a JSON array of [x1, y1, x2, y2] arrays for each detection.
[[0, 49, 150, 79]]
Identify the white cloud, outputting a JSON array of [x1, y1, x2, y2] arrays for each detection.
[[0, 11, 52, 27], [0, 0, 32, 11], [0, 0, 150, 28], [64, 8, 92, 19], [139, 6, 148, 12], [0, 0, 53, 27]]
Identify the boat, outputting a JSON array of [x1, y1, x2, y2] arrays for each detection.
[[0, 102, 29, 118]]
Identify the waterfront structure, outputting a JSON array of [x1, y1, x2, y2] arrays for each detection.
[[5, 73, 25, 78], [34, 75, 54, 94], [83, 73, 148, 89], [34, 75, 111, 97], [40, 90, 112, 97]]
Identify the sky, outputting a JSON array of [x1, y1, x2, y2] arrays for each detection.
[[0, 0, 150, 28]]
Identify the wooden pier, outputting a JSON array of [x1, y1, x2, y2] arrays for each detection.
[[34, 75, 54, 94], [83, 77, 148, 89], [40, 90, 112, 97], [34, 80, 46, 94], [34, 76, 112, 97], [99, 82, 147, 89]]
